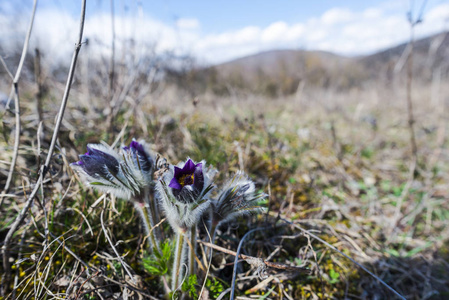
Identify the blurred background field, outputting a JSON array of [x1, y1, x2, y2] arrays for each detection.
[[1, 1, 449, 299]]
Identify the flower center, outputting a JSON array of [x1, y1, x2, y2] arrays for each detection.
[[179, 173, 194, 187]]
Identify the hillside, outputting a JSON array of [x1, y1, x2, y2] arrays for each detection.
[[190, 31, 449, 96], [359, 31, 449, 79]]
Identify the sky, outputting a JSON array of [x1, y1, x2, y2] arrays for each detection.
[[1, 0, 448, 67]]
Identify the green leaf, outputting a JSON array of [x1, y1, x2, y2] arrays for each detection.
[[386, 248, 400, 257], [142, 240, 173, 276], [328, 269, 340, 284], [182, 274, 198, 298], [404, 241, 433, 258]]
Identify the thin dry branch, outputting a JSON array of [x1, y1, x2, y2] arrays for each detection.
[[287, 219, 407, 300], [106, 0, 116, 134], [1, 0, 87, 296], [34, 48, 45, 123], [405, 0, 428, 165], [100, 275, 161, 300], [199, 226, 311, 300], [0, 55, 13, 80], [0, 0, 38, 208], [100, 204, 135, 283], [197, 240, 310, 274]]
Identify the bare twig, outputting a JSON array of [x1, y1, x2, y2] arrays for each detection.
[[34, 48, 45, 123], [285, 218, 406, 300], [0, 0, 38, 208], [48, 232, 90, 271], [229, 227, 263, 300], [74, 270, 101, 300], [106, 0, 116, 133], [226, 226, 311, 300], [405, 0, 428, 166], [0, 55, 13, 80], [216, 288, 232, 300], [405, 29, 418, 163], [100, 203, 136, 283], [199, 239, 310, 273], [100, 275, 161, 300], [1, 1, 87, 296], [11, 219, 30, 299], [198, 220, 213, 300]]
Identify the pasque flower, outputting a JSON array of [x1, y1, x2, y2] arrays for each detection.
[[72, 139, 267, 294], [168, 159, 205, 203], [71, 140, 154, 201], [123, 140, 153, 175], [211, 171, 266, 228], [155, 158, 216, 290], [71, 140, 161, 246], [157, 158, 215, 232]]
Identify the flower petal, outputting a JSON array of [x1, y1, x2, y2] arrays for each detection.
[[193, 163, 204, 191], [169, 177, 182, 190], [173, 166, 183, 178], [182, 159, 196, 174], [124, 140, 153, 173]]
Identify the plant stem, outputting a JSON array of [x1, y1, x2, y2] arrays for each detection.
[[189, 226, 196, 277], [146, 186, 160, 239], [406, 28, 418, 165], [208, 222, 218, 259], [172, 231, 185, 292], [138, 203, 160, 252]]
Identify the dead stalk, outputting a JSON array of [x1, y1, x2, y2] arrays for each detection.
[[0, 0, 38, 208], [100, 203, 135, 283], [198, 239, 311, 274], [405, 0, 428, 168], [34, 48, 45, 124], [1, 0, 87, 296], [106, 0, 116, 134], [288, 219, 406, 300]]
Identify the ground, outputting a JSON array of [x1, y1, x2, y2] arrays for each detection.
[[1, 79, 449, 299]]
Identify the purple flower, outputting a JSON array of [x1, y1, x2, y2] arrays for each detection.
[[71, 143, 152, 200], [156, 158, 215, 231], [123, 140, 153, 174], [168, 159, 204, 202], [74, 145, 120, 179]]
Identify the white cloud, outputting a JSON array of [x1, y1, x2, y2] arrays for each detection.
[[1, 2, 448, 67], [193, 3, 449, 63], [321, 8, 354, 25], [176, 18, 200, 30], [262, 21, 289, 43]]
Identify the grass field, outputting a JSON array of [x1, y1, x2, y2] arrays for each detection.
[[1, 61, 449, 300]]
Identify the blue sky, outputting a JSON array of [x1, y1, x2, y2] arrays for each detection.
[[31, 0, 430, 33], [144, 0, 391, 33], [1, 0, 448, 66]]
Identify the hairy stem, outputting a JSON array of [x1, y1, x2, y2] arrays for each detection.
[[172, 231, 185, 292], [189, 226, 197, 277], [146, 186, 160, 240], [138, 202, 160, 252]]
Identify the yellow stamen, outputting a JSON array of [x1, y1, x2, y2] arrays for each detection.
[[179, 173, 194, 187]]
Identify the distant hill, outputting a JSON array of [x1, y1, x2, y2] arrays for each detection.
[[358, 32, 449, 80], [215, 49, 350, 80], [184, 31, 449, 96]]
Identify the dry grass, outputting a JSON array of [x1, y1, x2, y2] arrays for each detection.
[[1, 61, 448, 300], [0, 5, 448, 297]]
